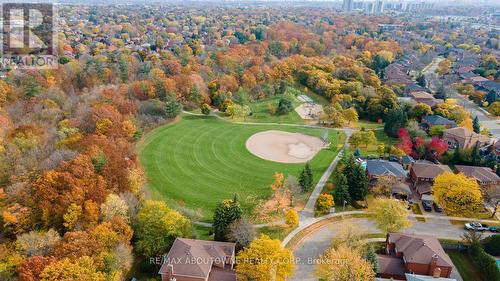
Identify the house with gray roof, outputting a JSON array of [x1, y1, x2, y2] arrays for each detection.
[[421, 115, 457, 131], [366, 160, 408, 182]]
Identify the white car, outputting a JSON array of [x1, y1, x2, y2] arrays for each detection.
[[464, 222, 489, 231]]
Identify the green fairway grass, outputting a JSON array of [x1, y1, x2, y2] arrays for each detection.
[[138, 115, 343, 221]]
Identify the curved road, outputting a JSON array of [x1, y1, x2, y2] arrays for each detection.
[[288, 216, 483, 281]]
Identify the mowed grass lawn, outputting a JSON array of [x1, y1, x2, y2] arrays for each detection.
[[139, 115, 343, 221]]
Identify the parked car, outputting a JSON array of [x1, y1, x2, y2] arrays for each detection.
[[488, 226, 500, 233], [465, 222, 489, 231], [433, 202, 443, 213], [422, 200, 432, 212], [388, 156, 399, 162]]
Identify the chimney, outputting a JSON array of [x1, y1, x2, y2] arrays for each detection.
[[166, 264, 174, 281], [428, 254, 439, 277], [433, 267, 442, 278]]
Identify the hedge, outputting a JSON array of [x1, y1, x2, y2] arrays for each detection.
[[468, 243, 500, 281], [483, 235, 500, 256]]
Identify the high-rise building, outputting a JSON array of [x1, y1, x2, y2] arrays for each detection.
[[375, 0, 384, 14], [343, 0, 354, 12]]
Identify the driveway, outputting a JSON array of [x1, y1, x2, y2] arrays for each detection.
[[289, 217, 493, 281]]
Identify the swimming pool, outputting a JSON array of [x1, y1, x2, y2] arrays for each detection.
[[496, 259, 500, 270]]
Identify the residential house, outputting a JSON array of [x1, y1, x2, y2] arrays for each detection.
[[377, 233, 454, 280], [442, 127, 491, 150], [385, 63, 413, 86], [455, 165, 500, 187], [420, 115, 457, 131], [476, 80, 500, 100], [366, 160, 411, 199], [366, 160, 408, 182], [494, 140, 500, 159], [409, 92, 443, 107], [410, 162, 452, 195], [401, 155, 415, 170], [159, 238, 236, 281], [404, 84, 428, 96]]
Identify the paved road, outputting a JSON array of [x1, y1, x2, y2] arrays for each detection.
[[453, 94, 500, 139], [422, 57, 500, 139], [288, 217, 493, 281]]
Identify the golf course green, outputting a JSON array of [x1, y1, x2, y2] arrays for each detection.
[[138, 115, 343, 221]]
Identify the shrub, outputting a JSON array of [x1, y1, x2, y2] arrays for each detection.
[[276, 97, 293, 115], [483, 235, 500, 256], [316, 193, 334, 214], [285, 209, 299, 227]]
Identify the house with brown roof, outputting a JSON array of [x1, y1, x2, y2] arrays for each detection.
[[410, 162, 452, 195], [455, 165, 500, 187], [409, 92, 444, 107], [159, 238, 236, 281], [442, 127, 491, 150], [377, 233, 454, 280]]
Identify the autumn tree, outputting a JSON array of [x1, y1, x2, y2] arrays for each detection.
[[371, 198, 412, 233], [213, 197, 242, 241], [39, 256, 105, 281], [316, 245, 375, 281], [236, 234, 294, 281], [316, 193, 334, 214], [16, 229, 60, 257], [285, 209, 299, 227], [134, 200, 191, 257], [18, 256, 57, 281], [433, 173, 482, 217], [100, 193, 129, 222]]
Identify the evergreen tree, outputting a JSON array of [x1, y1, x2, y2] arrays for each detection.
[[213, 197, 242, 241], [363, 245, 380, 272], [416, 74, 427, 88], [435, 84, 447, 100], [484, 151, 498, 170], [165, 100, 182, 118], [277, 97, 293, 115], [473, 116, 481, 134], [299, 162, 313, 192], [452, 145, 462, 165], [384, 108, 408, 137], [471, 143, 481, 166], [333, 174, 351, 208], [344, 156, 368, 202], [350, 165, 369, 201]]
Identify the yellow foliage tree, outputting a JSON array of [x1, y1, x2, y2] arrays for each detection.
[[95, 118, 112, 135], [433, 172, 482, 217], [40, 256, 105, 281], [285, 209, 298, 227], [316, 245, 375, 281], [271, 172, 284, 191], [63, 203, 82, 230], [236, 235, 294, 281], [459, 118, 473, 131], [316, 193, 334, 214], [371, 198, 412, 233]]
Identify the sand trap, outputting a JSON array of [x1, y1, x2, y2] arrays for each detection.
[[246, 130, 326, 163]]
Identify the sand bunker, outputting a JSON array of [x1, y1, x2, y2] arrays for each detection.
[[246, 130, 326, 163]]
